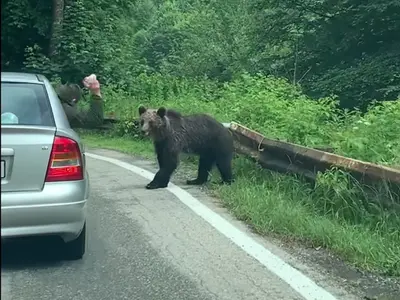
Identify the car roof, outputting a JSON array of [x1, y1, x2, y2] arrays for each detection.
[[1, 72, 46, 84]]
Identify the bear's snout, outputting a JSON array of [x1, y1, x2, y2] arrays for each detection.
[[141, 128, 149, 136]]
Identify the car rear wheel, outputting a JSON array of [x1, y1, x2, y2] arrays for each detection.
[[64, 222, 86, 260]]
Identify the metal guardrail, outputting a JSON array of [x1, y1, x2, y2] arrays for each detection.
[[227, 121, 400, 186]]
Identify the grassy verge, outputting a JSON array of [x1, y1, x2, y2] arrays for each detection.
[[80, 130, 400, 276]]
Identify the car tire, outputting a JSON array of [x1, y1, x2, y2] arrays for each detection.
[[64, 222, 86, 260]]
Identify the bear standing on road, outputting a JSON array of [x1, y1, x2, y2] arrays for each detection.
[[138, 106, 234, 190]]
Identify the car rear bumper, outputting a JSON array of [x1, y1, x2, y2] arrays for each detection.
[[1, 180, 89, 242]]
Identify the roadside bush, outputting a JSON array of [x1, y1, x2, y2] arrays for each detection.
[[102, 73, 400, 166]]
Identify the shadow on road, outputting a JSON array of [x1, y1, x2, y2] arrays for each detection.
[[1, 237, 68, 270]]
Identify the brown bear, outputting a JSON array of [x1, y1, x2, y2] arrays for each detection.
[[138, 106, 234, 190]]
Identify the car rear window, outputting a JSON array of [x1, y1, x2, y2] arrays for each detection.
[[1, 82, 55, 126]]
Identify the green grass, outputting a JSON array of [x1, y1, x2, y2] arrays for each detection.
[[80, 130, 400, 276], [81, 131, 154, 159]]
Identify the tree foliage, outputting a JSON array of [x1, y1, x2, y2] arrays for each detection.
[[1, 0, 399, 108]]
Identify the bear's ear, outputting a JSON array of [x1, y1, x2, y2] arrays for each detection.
[[138, 106, 147, 115], [157, 107, 166, 118]]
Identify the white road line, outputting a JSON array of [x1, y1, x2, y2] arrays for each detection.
[[86, 152, 338, 300]]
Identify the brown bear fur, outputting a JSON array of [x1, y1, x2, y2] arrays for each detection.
[[138, 106, 234, 189]]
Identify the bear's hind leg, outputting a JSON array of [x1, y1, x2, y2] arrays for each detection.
[[216, 155, 234, 185], [186, 154, 215, 185]]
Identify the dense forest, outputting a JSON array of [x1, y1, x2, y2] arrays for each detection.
[[2, 0, 400, 109]]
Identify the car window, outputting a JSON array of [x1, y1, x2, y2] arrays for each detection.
[[1, 82, 55, 126]]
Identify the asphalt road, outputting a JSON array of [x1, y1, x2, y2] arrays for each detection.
[[1, 149, 352, 300]]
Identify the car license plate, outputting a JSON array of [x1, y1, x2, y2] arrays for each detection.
[[1, 160, 5, 178]]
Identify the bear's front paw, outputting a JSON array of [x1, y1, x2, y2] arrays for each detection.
[[145, 181, 168, 190]]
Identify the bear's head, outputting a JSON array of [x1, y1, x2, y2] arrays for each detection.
[[138, 106, 168, 140]]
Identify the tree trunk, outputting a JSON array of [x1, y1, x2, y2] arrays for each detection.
[[49, 0, 65, 57]]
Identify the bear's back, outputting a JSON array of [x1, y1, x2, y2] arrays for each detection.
[[167, 111, 232, 155]]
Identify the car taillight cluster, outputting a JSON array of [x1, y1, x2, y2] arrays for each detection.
[[45, 136, 84, 182]]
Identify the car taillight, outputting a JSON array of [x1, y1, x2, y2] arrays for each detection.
[[45, 136, 84, 182]]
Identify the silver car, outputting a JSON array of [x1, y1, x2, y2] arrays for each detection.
[[1, 72, 89, 260]]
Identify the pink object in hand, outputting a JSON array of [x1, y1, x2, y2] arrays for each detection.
[[83, 74, 100, 91]]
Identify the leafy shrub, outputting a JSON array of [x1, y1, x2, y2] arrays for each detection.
[[104, 73, 400, 166]]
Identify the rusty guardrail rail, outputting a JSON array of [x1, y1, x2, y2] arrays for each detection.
[[227, 121, 400, 186]]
